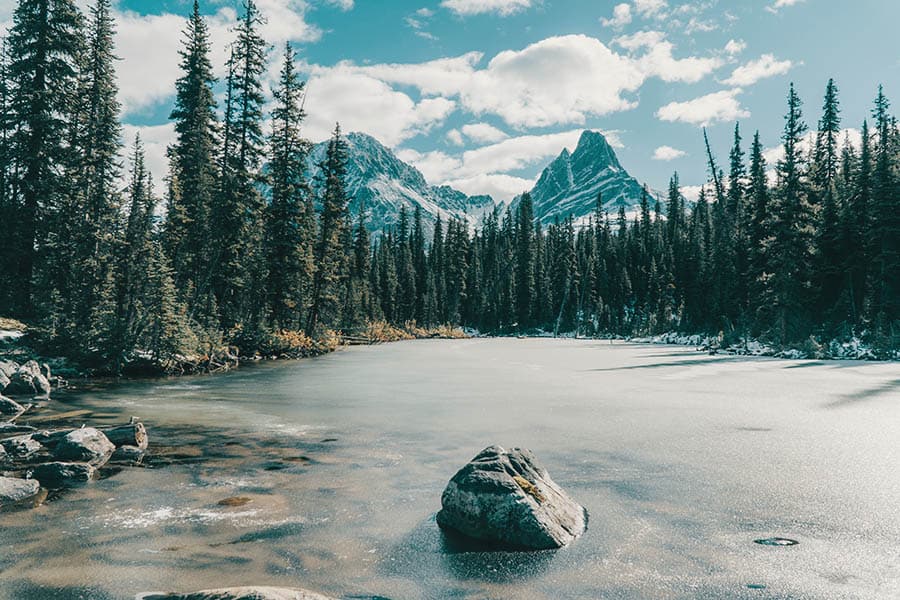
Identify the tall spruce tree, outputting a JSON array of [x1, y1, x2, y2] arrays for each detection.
[[515, 192, 536, 329], [6, 0, 86, 317], [167, 0, 219, 320], [307, 125, 349, 334], [215, 0, 268, 334], [265, 43, 313, 331], [768, 83, 813, 342]]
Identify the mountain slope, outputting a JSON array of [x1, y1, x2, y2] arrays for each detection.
[[306, 132, 494, 234], [520, 130, 647, 225]]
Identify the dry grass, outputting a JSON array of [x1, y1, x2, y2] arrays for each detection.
[[0, 317, 26, 331], [362, 320, 469, 343]]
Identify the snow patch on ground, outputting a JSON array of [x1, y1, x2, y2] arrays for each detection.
[[628, 332, 891, 361], [0, 329, 24, 342]]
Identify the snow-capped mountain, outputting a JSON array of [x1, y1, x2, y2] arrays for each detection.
[[305, 129, 647, 235], [307, 132, 495, 234], [517, 130, 647, 225]]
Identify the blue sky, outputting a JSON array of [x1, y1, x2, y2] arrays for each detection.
[[3, 0, 898, 201]]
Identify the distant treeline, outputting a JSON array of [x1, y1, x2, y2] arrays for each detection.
[[0, 0, 897, 372]]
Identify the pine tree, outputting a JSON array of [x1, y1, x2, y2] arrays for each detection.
[[869, 86, 899, 334], [66, 0, 122, 356], [6, 0, 86, 317], [515, 192, 536, 329], [307, 124, 349, 334], [167, 0, 219, 318], [265, 43, 313, 331], [215, 0, 268, 334], [767, 83, 813, 343], [811, 79, 843, 324]]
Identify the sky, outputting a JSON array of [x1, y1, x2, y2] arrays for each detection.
[[2, 0, 898, 202]]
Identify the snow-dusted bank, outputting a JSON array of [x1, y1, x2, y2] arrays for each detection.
[[628, 331, 898, 361]]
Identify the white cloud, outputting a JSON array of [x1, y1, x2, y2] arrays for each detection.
[[722, 54, 793, 87], [460, 129, 585, 175], [653, 145, 686, 160], [725, 39, 747, 56], [324, 0, 354, 10], [767, 0, 806, 13], [656, 88, 750, 126], [445, 173, 535, 203], [461, 122, 509, 143], [115, 2, 320, 116], [302, 64, 457, 145], [763, 127, 861, 167], [397, 129, 605, 201], [446, 129, 465, 146], [441, 0, 533, 17], [601, 3, 632, 28], [633, 0, 668, 18], [615, 31, 723, 84], [681, 185, 704, 202], [121, 122, 176, 196], [351, 35, 651, 128]]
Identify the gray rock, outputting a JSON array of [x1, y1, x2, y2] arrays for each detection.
[[0, 395, 24, 416], [5, 360, 51, 398], [53, 427, 115, 466], [0, 371, 9, 392], [30, 462, 96, 488], [0, 476, 41, 508], [0, 360, 16, 380], [111, 445, 145, 464], [1, 435, 43, 459], [0, 423, 36, 435], [436, 445, 587, 550], [136, 587, 338, 600]]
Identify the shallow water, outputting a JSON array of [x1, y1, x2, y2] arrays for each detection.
[[1, 339, 898, 599]]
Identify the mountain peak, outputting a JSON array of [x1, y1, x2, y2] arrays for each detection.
[[576, 129, 609, 148], [516, 130, 643, 225]]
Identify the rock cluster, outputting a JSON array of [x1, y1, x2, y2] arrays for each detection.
[[0, 361, 150, 509], [138, 587, 337, 600]]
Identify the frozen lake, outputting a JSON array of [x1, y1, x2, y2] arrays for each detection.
[[1, 339, 898, 599]]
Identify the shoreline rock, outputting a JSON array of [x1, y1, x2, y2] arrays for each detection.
[[436, 445, 587, 550], [137, 587, 338, 600]]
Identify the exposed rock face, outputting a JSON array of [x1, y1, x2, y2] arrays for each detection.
[[4, 360, 51, 398], [53, 427, 115, 466], [0, 476, 41, 508], [436, 445, 587, 550], [512, 130, 649, 226], [30, 462, 96, 489], [137, 587, 338, 600]]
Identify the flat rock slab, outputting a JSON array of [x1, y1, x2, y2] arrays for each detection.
[[436, 445, 587, 550], [53, 427, 115, 466], [0, 476, 41, 507], [137, 587, 338, 600], [30, 462, 96, 489]]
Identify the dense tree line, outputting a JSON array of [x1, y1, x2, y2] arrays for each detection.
[[0, 0, 897, 373]]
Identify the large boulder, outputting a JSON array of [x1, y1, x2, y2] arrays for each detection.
[[53, 427, 115, 466], [0, 476, 42, 508], [137, 587, 338, 600], [4, 360, 51, 398], [0, 360, 16, 386], [436, 445, 587, 550], [30, 462, 96, 489]]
